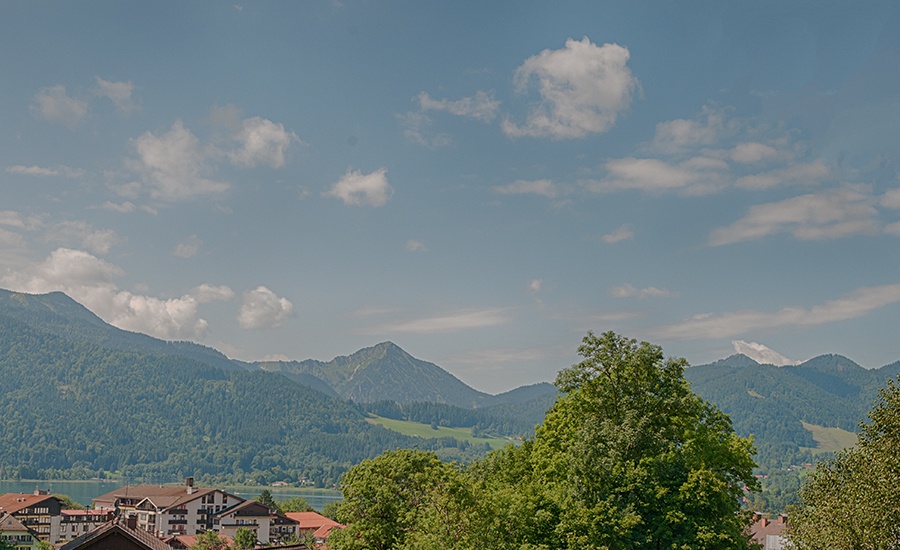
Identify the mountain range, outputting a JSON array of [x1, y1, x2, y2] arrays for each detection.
[[1, 288, 899, 489]]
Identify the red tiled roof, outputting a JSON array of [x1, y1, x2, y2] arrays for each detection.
[[0, 493, 61, 514], [283, 512, 338, 530], [92, 485, 234, 511]]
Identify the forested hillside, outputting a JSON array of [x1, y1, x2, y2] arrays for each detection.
[[0, 313, 471, 486], [256, 342, 492, 407]]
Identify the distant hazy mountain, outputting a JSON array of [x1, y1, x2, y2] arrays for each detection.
[[257, 342, 493, 408]]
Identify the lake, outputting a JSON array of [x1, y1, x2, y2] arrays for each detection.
[[0, 480, 342, 510]]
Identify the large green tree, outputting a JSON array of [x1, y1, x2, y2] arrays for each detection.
[[529, 331, 758, 549], [331, 332, 759, 550], [790, 379, 900, 549]]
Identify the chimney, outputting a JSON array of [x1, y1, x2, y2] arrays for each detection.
[[186, 477, 196, 494], [778, 514, 788, 524], [126, 515, 138, 530]]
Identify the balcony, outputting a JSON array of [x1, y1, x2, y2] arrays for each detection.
[[168, 519, 188, 525]]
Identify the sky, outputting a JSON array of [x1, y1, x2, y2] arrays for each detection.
[[3, 1, 900, 393]]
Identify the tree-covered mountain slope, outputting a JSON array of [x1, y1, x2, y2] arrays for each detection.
[[0, 304, 449, 486], [685, 354, 900, 467], [257, 341, 493, 407], [0, 288, 246, 373]]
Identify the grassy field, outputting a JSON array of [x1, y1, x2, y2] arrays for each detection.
[[365, 415, 516, 450], [801, 422, 858, 454]]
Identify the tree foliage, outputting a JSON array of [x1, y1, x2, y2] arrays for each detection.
[[234, 527, 258, 550], [790, 379, 900, 549], [331, 332, 759, 550], [189, 530, 230, 550]]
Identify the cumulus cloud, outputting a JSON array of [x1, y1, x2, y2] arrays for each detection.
[[503, 37, 639, 139], [405, 239, 428, 252], [417, 90, 500, 122], [652, 283, 900, 340], [33, 85, 88, 127], [367, 308, 509, 334], [610, 284, 675, 299], [732, 340, 799, 366], [128, 120, 230, 200], [94, 77, 137, 114], [602, 224, 634, 243], [492, 179, 559, 198], [709, 189, 879, 245], [6, 164, 85, 178], [324, 168, 393, 206], [0, 247, 234, 340], [228, 116, 298, 168], [173, 235, 202, 258], [237, 286, 295, 329]]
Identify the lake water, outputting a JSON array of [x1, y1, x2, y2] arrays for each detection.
[[0, 480, 341, 511]]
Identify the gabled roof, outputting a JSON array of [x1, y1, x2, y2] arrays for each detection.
[[283, 512, 340, 531], [218, 500, 279, 518], [0, 493, 62, 515], [92, 486, 237, 512], [0, 512, 32, 533], [60, 520, 171, 550]]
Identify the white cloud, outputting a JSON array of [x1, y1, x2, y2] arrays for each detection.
[[882, 188, 900, 209], [709, 189, 879, 245], [492, 179, 559, 198], [653, 283, 900, 340], [649, 105, 731, 154], [732, 340, 798, 366], [503, 37, 639, 139], [0, 210, 26, 228], [324, 168, 393, 206], [33, 85, 88, 127], [885, 221, 900, 235], [128, 120, 230, 200], [397, 111, 452, 148], [528, 279, 543, 294], [228, 116, 298, 168], [368, 308, 509, 334], [418, 90, 500, 122], [610, 283, 674, 299], [100, 201, 136, 213], [586, 156, 728, 195], [405, 239, 428, 252], [94, 77, 137, 114], [602, 224, 634, 243], [728, 142, 784, 164], [0, 247, 233, 340], [173, 235, 202, 258], [6, 164, 85, 178], [238, 286, 295, 329], [44, 221, 121, 255], [734, 161, 830, 190], [0, 228, 24, 246]]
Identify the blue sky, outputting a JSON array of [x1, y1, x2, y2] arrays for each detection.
[[3, 1, 900, 393]]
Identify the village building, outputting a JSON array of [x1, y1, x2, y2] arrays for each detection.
[[59, 510, 117, 542], [0, 491, 64, 542], [0, 513, 39, 550], [92, 479, 241, 538]]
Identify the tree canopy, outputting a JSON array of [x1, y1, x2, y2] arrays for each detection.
[[330, 331, 759, 550], [790, 378, 900, 549]]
